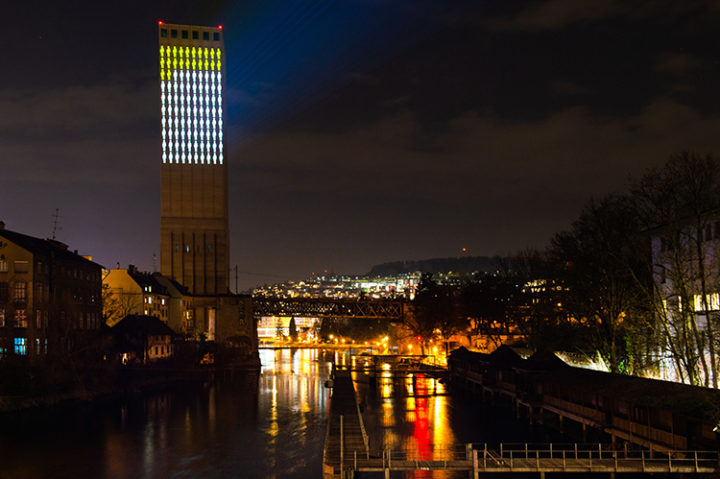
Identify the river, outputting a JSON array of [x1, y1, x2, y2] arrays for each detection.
[[0, 348, 564, 478]]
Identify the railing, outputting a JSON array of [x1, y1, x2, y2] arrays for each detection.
[[612, 415, 687, 449], [341, 442, 720, 475]]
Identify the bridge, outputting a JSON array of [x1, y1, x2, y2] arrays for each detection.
[[252, 296, 406, 320]]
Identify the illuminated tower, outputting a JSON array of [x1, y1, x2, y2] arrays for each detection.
[[158, 23, 228, 295]]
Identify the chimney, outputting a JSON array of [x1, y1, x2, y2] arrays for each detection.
[[0, 221, 4, 230], [116, 262, 120, 269]]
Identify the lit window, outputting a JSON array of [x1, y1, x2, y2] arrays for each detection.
[[0, 309, 4, 327], [186, 245, 190, 253], [0, 257, 7, 273], [14, 338, 26, 356], [14, 282, 26, 301]]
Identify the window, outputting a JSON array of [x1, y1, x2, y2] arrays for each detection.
[[35, 339, 42, 355], [192, 30, 199, 40], [0, 282, 8, 300], [0, 309, 4, 327], [203, 31, 209, 40], [161, 28, 167, 37], [0, 257, 7, 273], [14, 282, 26, 301], [15, 310, 27, 328], [35, 310, 41, 329], [182, 30, 189, 39], [0, 347, 6, 359], [14, 338, 26, 355], [171, 29, 178, 38], [185, 245, 190, 253], [213, 32, 220, 41]]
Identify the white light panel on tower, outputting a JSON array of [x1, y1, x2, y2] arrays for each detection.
[[159, 42, 223, 165]]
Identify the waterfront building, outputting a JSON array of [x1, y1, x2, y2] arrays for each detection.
[[449, 346, 720, 451], [650, 211, 720, 385], [102, 264, 171, 326], [110, 314, 175, 364], [0, 222, 103, 360], [158, 22, 229, 296]]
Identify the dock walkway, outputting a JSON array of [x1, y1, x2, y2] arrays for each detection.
[[322, 367, 369, 478]]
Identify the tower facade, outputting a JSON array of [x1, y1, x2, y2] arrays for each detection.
[[158, 23, 228, 295]]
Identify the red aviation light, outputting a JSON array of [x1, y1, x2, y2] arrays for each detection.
[[158, 20, 164, 25], [218, 25, 223, 30]]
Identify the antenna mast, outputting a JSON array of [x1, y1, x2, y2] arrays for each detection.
[[51, 208, 61, 240]]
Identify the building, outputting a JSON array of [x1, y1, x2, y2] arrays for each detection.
[[156, 22, 258, 356], [0, 222, 103, 360], [449, 346, 720, 451], [158, 22, 229, 295], [110, 314, 175, 364], [649, 212, 720, 386], [102, 264, 172, 326]]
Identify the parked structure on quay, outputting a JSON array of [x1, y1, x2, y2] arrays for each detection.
[[448, 346, 720, 452]]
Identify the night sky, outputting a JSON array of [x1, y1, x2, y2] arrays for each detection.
[[3, 0, 720, 290]]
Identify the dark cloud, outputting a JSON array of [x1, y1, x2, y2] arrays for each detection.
[[494, 0, 621, 31], [3, 0, 720, 290]]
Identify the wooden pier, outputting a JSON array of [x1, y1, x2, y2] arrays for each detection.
[[322, 367, 369, 479]]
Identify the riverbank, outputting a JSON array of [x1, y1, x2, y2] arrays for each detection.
[[0, 354, 260, 414]]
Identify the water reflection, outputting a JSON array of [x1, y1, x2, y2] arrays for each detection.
[[0, 349, 562, 479], [0, 348, 331, 479]]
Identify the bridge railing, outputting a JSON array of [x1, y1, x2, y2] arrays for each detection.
[[345, 442, 720, 473], [470, 442, 720, 472]]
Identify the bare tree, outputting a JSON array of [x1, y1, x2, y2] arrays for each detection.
[[632, 152, 720, 387], [102, 284, 141, 327]]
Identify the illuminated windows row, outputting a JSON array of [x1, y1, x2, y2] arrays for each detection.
[[160, 29, 221, 42]]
